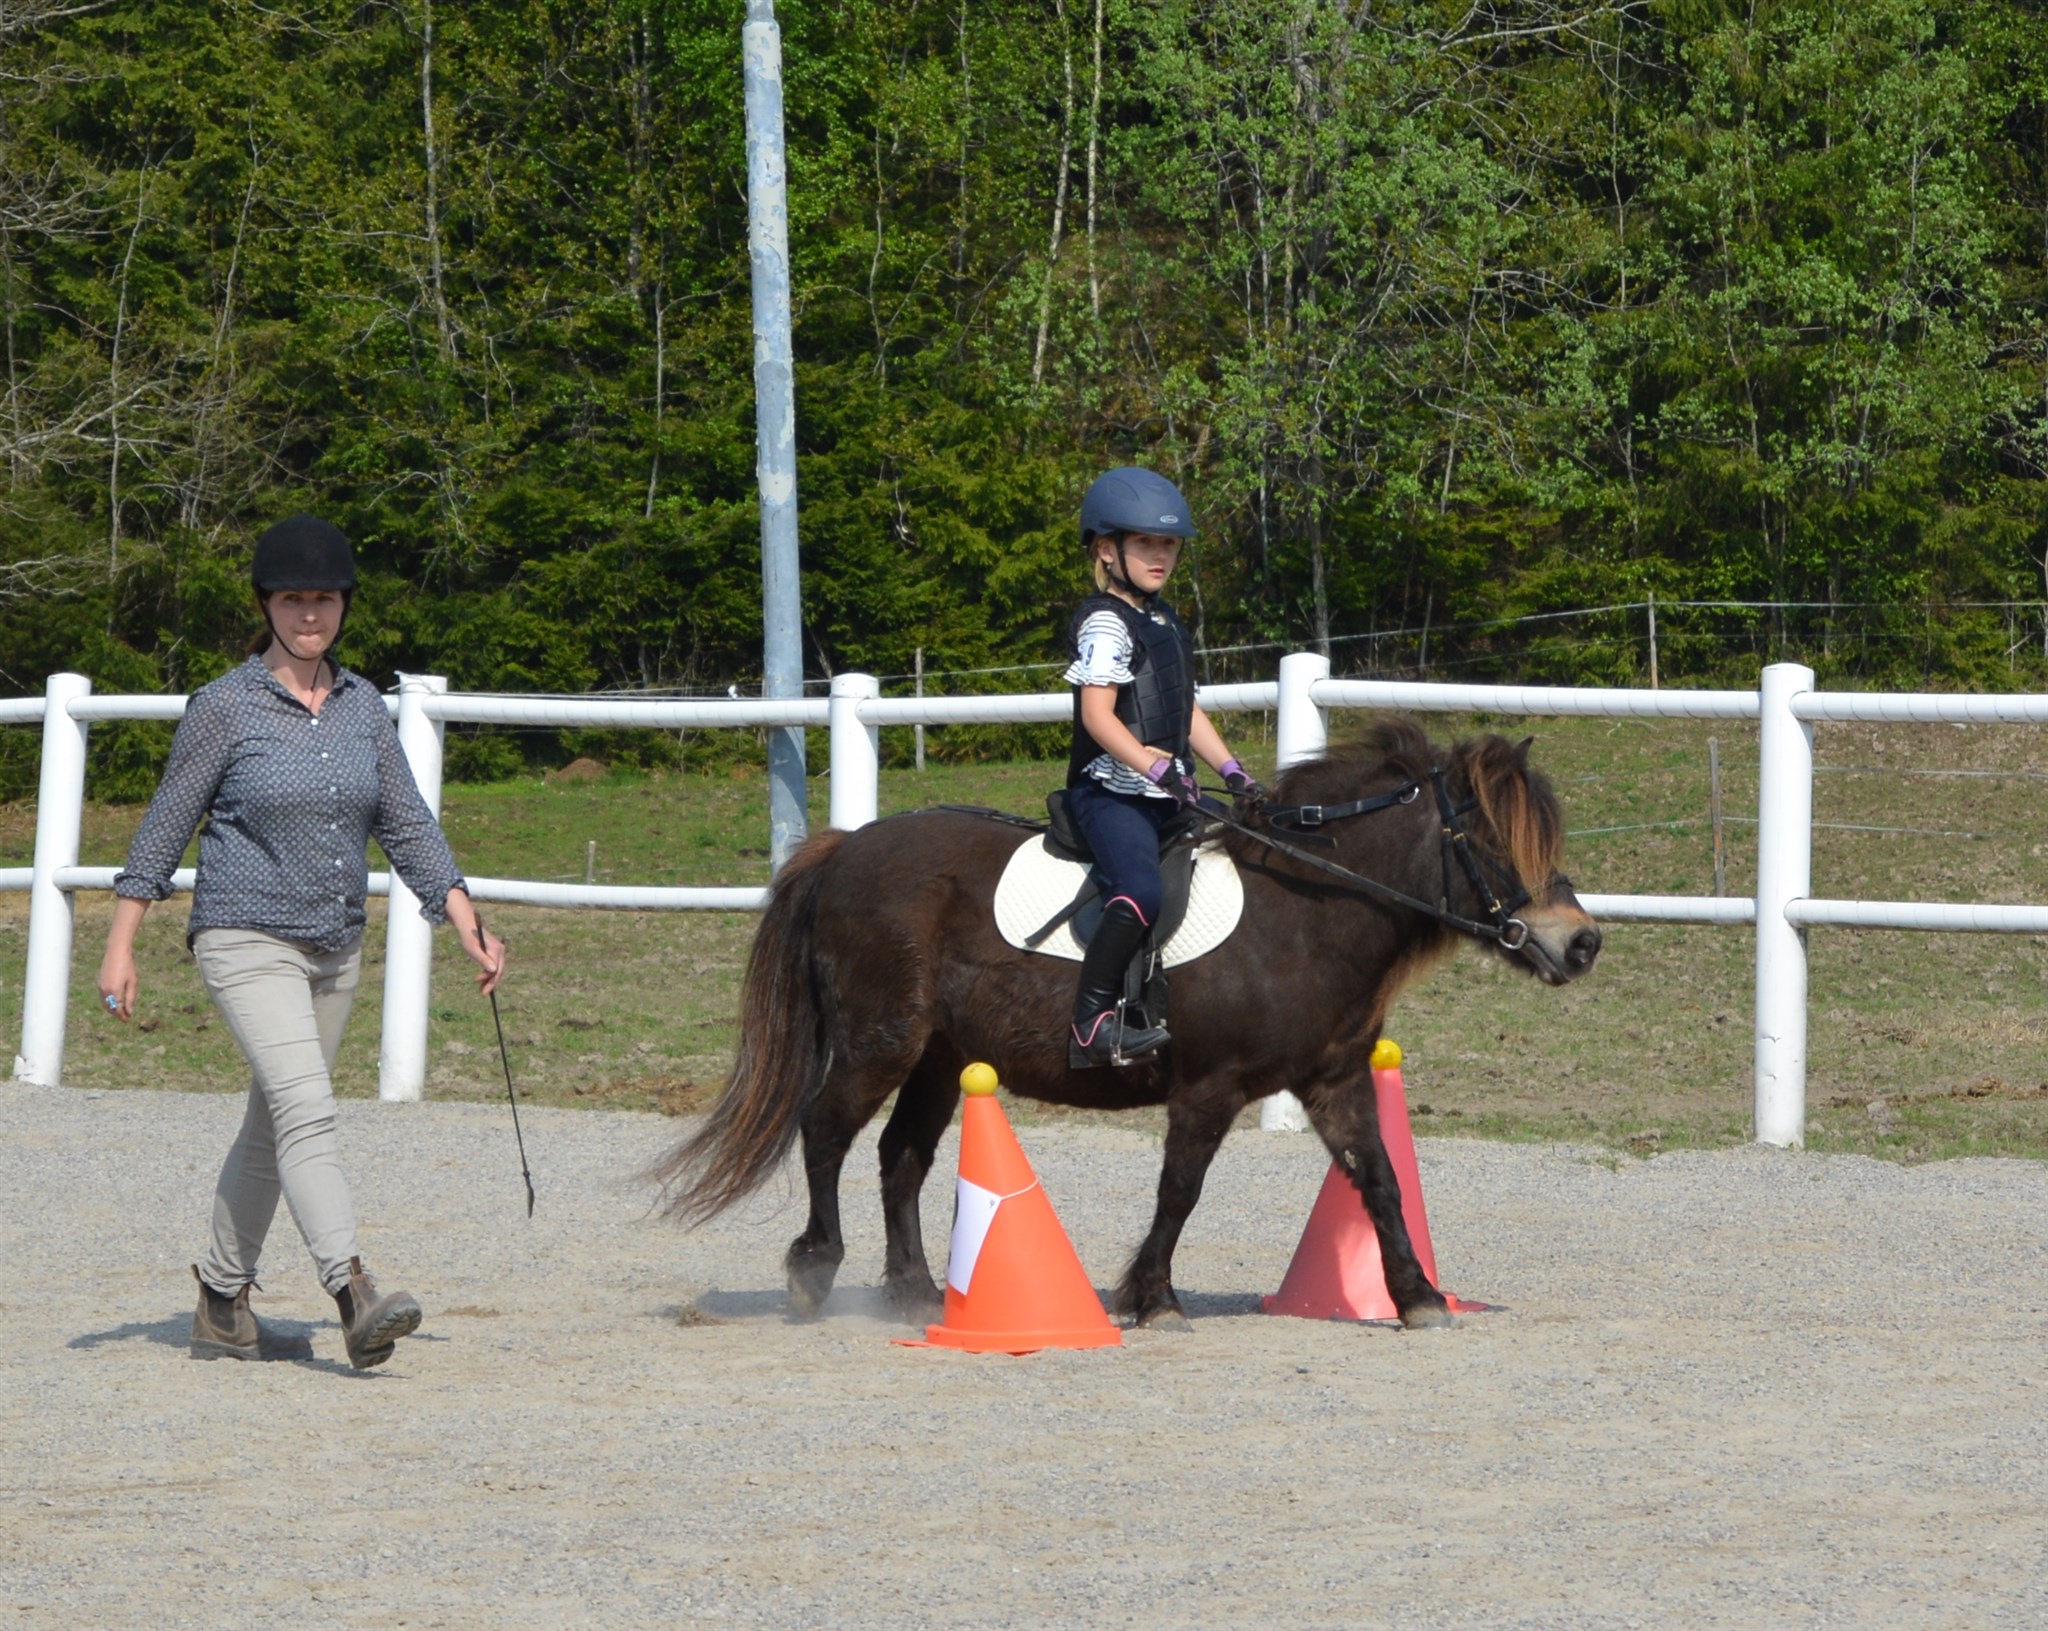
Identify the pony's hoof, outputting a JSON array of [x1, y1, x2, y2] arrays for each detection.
[[785, 1281, 827, 1319], [1132, 1306, 1193, 1332], [785, 1246, 843, 1319], [1399, 1299, 1456, 1330], [885, 1276, 945, 1326]]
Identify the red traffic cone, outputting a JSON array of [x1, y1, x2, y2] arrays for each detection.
[[902, 1063, 1121, 1354], [1263, 1039, 1491, 1321]]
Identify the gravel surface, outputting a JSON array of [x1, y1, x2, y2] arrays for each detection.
[[3, 1082, 2045, 1629]]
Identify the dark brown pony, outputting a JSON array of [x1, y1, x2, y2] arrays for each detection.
[[655, 719, 1600, 1329]]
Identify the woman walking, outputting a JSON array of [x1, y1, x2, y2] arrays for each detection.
[[97, 515, 505, 1369]]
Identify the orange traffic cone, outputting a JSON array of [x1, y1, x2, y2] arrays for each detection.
[[905, 1063, 1121, 1354], [1263, 1039, 1491, 1321]]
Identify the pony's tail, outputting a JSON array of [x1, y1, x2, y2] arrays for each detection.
[[649, 829, 846, 1225]]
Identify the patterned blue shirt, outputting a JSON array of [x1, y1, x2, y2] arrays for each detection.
[[115, 657, 466, 951]]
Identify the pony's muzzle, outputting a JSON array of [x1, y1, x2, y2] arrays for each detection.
[[1511, 906, 1602, 984]]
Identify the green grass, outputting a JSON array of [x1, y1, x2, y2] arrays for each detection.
[[6, 713, 2048, 1161]]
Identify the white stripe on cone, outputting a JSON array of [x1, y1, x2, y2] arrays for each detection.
[[945, 1177, 1001, 1293], [945, 1175, 1038, 1294]]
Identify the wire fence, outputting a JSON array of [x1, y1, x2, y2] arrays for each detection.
[[569, 598, 2048, 695], [1186, 599, 2048, 693]]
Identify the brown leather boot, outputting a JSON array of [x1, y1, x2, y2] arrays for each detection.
[[189, 1265, 313, 1361], [331, 1256, 422, 1369]]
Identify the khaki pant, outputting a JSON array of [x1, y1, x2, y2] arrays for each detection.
[[193, 928, 363, 1297]]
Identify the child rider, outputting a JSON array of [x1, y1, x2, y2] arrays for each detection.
[[1062, 466, 1262, 1067]]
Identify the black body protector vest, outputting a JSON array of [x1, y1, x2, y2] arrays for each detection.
[[1066, 593, 1197, 787]]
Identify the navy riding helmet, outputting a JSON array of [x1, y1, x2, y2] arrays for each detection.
[[1079, 467, 1197, 548]]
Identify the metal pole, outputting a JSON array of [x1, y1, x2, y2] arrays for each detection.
[[379, 673, 447, 1103], [1262, 651, 1331, 1133], [1753, 662, 1814, 1147], [828, 673, 881, 830], [1648, 594, 1659, 689], [14, 673, 92, 1085], [744, 0, 808, 871]]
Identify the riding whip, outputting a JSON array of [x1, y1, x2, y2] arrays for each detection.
[[474, 914, 536, 1217]]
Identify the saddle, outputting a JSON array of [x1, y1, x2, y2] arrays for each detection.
[[1038, 787, 1200, 940], [1003, 790, 1233, 1037]]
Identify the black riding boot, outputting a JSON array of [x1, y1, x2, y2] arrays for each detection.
[[1069, 899, 1170, 1067]]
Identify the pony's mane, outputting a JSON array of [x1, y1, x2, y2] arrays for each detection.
[[1268, 716, 1566, 890], [1269, 717, 1437, 805], [1457, 732, 1567, 891]]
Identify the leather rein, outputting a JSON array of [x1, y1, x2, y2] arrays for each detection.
[[1204, 768, 1533, 950]]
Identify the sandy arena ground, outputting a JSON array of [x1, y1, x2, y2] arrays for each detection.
[[2, 1082, 2044, 1629]]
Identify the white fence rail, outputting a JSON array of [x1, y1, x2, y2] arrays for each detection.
[[6, 657, 2045, 1147]]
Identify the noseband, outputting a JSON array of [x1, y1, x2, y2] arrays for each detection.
[[1222, 767, 1534, 948]]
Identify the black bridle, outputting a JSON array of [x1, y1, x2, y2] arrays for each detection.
[[1209, 766, 1533, 950]]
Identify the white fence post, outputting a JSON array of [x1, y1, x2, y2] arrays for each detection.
[[829, 672, 880, 831], [14, 673, 92, 1086], [1753, 661, 1814, 1147], [1262, 651, 1332, 1133], [378, 674, 447, 1103], [1275, 649, 1330, 770]]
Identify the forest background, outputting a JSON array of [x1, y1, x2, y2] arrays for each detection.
[[2, 0, 2047, 794]]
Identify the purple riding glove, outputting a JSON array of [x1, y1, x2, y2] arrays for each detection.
[[1145, 755, 1204, 813], [1219, 758, 1266, 804]]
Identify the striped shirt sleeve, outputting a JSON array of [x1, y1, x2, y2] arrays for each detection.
[[1062, 609, 1135, 688]]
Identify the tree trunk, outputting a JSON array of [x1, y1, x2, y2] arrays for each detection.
[[107, 174, 151, 573], [645, 289, 663, 519], [1, 225, 19, 486], [869, 123, 889, 379], [954, 4, 970, 304], [185, 155, 260, 533], [1309, 515, 1330, 657], [420, 0, 453, 360], [1030, 0, 1074, 390], [628, 10, 652, 301], [1084, 0, 1103, 320]]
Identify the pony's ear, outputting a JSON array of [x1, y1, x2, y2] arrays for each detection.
[[1512, 735, 1534, 768]]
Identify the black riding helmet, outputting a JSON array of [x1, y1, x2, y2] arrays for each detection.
[[1079, 467, 1196, 598], [253, 514, 357, 593], [252, 514, 356, 654]]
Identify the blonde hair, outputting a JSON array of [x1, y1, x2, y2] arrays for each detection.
[[1088, 533, 1115, 592]]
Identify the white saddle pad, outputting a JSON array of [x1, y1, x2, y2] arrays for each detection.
[[993, 835, 1244, 967]]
